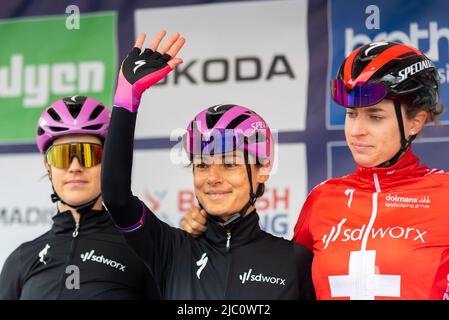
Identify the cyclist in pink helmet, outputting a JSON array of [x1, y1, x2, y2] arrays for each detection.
[[36, 96, 110, 214], [101, 31, 314, 299], [183, 103, 275, 228], [0, 96, 160, 300]]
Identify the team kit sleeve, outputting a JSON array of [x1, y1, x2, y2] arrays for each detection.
[[292, 191, 317, 251], [293, 244, 316, 300], [101, 34, 185, 287], [0, 247, 24, 300]]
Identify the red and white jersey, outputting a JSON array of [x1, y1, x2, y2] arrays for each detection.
[[293, 149, 449, 300]]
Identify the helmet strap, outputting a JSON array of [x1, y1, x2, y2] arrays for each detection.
[[51, 189, 102, 214], [47, 163, 102, 214], [223, 145, 257, 229], [377, 100, 416, 167]]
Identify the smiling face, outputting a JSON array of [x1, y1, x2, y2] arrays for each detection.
[[344, 99, 427, 168], [44, 134, 102, 206], [193, 150, 269, 220]]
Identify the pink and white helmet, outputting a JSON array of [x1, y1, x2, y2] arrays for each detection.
[[36, 96, 111, 153], [184, 104, 274, 167]]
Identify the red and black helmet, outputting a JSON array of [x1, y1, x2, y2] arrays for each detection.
[[331, 41, 440, 111], [331, 41, 441, 167]]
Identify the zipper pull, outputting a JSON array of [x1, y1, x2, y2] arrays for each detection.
[[73, 223, 79, 238], [226, 232, 231, 252]]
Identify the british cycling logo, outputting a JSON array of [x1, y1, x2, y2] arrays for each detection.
[[322, 218, 428, 249], [239, 268, 286, 286], [80, 250, 126, 272]]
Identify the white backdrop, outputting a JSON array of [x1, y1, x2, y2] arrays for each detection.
[[134, 0, 309, 137]]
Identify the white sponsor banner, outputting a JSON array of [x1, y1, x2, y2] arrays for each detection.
[[131, 143, 308, 239], [134, 0, 309, 137], [0, 154, 54, 269]]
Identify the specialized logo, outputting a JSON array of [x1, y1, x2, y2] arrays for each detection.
[[364, 41, 388, 56], [322, 218, 428, 249], [133, 60, 146, 73], [251, 121, 267, 130], [80, 250, 126, 272], [344, 189, 355, 208], [38, 243, 51, 264], [239, 268, 286, 286], [213, 104, 223, 112], [196, 252, 208, 279], [398, 59, 434, 82]]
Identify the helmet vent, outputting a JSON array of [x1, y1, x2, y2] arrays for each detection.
[[37, 127, 45, 136], [49, 126, 69, 132], [89, 105, 105, 121], [83, 124, 102, 130], [67, 104, 82, 119], [47, 108, 61, 122], [62, 96, 87, 119]]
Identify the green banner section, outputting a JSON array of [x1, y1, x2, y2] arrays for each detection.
[[0, 12, 117, 143]]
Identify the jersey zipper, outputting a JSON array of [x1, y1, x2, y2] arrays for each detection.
[[355, 173, 382, 298], [361, 173, 381, 251], [73, 222, 79, 238], [223, 229, 232, 299], [56, 214, 83, 299], [225, 232, 231, 252]]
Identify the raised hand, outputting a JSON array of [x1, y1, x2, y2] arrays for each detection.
[[113, 30, 186, 112]]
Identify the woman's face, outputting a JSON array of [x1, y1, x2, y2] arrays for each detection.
[[344, 100, 425, 168], [44, 134, 102, 206], [193, 151, 269, 220]]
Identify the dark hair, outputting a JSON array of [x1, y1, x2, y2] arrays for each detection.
[[404, 103, 445, 125]]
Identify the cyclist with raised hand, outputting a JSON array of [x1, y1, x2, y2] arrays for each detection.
[[0, 96, 160, 300], [101, 30, 315, 300]]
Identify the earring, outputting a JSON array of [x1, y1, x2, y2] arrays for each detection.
[[410, 131, 415, 135]]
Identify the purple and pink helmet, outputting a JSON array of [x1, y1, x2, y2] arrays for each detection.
[[36, 96, 111, 153], [184, 104, 274, 167]]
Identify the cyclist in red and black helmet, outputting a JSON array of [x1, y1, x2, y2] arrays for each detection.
[[293, 41, 448, 300], [331, 41, 441, 166]]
